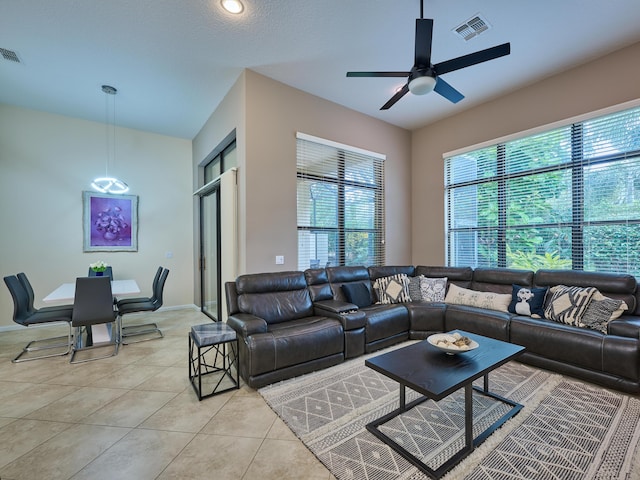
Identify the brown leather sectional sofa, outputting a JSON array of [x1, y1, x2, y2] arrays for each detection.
[[225, 265, 640, 393]]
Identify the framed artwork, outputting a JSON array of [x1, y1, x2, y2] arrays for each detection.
[[83, 191, 138, 252]]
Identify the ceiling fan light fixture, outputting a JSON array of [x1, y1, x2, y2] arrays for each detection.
[[408, 74, 436, 95], [221, 0, 244, 14]]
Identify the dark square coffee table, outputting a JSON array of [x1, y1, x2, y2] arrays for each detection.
[[365, 330, 525, 479]]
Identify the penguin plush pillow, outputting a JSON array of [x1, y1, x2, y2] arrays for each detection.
[[508, 285, 549, 318]]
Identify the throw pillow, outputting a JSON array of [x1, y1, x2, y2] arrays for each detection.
[[419, 277, 448, 302], [407, 275, 425, 302], [373, 274, 411, 304], [508, 285, 548, 318], [341, 282, 372, 308], [444, 283, 511, 312], [544, 285, 597, 327], [580, 290, 628, 334]]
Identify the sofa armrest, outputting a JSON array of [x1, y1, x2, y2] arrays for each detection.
[[313, 300, 366, 331], [227, 313, 268, 338], [314, 299, 359, 315]]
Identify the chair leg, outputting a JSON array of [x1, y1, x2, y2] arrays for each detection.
[[12, 324, 73, 363], [70, 323, 119, 364], [121, 319, 164, 345]]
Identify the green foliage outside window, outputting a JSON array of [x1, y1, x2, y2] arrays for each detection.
[[446, 105, 640, 276]]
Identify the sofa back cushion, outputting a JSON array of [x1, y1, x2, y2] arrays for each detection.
[[304, 268, 333, 302], [367, 266, 415, 282], [534, 269, 637, 314], [414, 266, 473, 290], [326, 266, 371, 302], [341, 282, 372, 307], [235, 271, 314, 323], [472, 268, 534, 294]]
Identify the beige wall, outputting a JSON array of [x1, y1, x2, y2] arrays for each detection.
[[193, 70, 412, 276], [0, 105, 194, 329], [411, 41, 640, 265], [192, 73, 246, 302], [243, 70, 412, 273]]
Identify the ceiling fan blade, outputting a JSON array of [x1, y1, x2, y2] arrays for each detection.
[[347, 72, 409, 78], [434, 42, 510, 76], [381, 84, 409, 110], [434, 77, 464, 103], [414, 18, 433, 67]]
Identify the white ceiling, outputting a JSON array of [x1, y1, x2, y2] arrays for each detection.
[[2, 0, 640, 139]]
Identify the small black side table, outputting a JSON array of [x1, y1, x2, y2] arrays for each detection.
[[189, 322, 239, 400]]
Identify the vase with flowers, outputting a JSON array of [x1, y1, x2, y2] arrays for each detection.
[[90, 261, 108, 276]]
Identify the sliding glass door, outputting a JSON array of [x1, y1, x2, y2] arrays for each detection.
[[200, 184, 221, 320], [198, 140, 236, 321]]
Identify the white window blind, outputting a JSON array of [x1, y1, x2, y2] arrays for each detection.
[[296, 133, 385, 270], [445, 105, 640, 275]]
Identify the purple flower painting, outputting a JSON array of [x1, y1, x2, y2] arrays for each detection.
[[83, 191, 138, 251]]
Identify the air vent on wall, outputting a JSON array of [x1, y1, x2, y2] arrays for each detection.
[[0, 47, 21, 63], [453, 14, 491, 41]]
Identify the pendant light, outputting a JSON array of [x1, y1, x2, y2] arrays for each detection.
[[91, 85, 129, 194]]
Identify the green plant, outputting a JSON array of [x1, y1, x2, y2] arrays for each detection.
[[506, 247, 571, 271]]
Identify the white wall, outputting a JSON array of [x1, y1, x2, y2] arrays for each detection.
[[0, 105, 194, 329]]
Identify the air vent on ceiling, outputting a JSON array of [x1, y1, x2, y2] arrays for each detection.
[[453, 14, 491, 41], [0, 47, 21, 63]]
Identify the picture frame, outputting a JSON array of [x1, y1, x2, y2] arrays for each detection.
[[83, 191, 138, 252]]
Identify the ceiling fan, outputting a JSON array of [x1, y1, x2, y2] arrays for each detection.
[[347, 1, 511, 110]]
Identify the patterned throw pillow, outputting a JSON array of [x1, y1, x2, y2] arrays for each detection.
[[407, 275, 424, 301], [444, 283, 511, 312], [419, 277, 448, 302], [373, 274, 411, 304], [580, 290, 628, 333], [544, 285, 597, 326], [508, 285, 548, 318]]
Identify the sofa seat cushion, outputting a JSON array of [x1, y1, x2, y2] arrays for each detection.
[[245, 317, 343, 376], [360, 304, 409, 342], [608, 317, 640, 338], [510, 316, 603, 371]]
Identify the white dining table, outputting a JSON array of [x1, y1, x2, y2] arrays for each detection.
[[43, 279, 140, 302], [43, 279, 141, 344]]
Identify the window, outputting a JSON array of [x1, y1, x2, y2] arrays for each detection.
[[297, 133, 385, 270], [445, 104, 640, 275], [204, 140, 236, 183]]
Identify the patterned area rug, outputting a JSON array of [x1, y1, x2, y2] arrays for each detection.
[[259, 343, 640, 480]]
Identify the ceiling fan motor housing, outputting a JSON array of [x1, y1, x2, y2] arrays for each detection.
[[408, 68, 437, 95]]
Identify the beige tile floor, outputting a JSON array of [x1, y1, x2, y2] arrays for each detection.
[[0, 309, 335, 480]]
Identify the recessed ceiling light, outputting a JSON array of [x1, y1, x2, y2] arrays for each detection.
[[221, 0, 244, 14]]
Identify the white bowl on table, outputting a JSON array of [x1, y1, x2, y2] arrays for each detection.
[[427, 333, 479, 355]]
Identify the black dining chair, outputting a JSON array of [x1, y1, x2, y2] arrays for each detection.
[[116, 266, 163, 306], [70, 276, 120, 363], [88, 266, 113, 279], [17, 272, 74, 314], [3, 275, 73, 362], [117, 268, 169, 344]]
